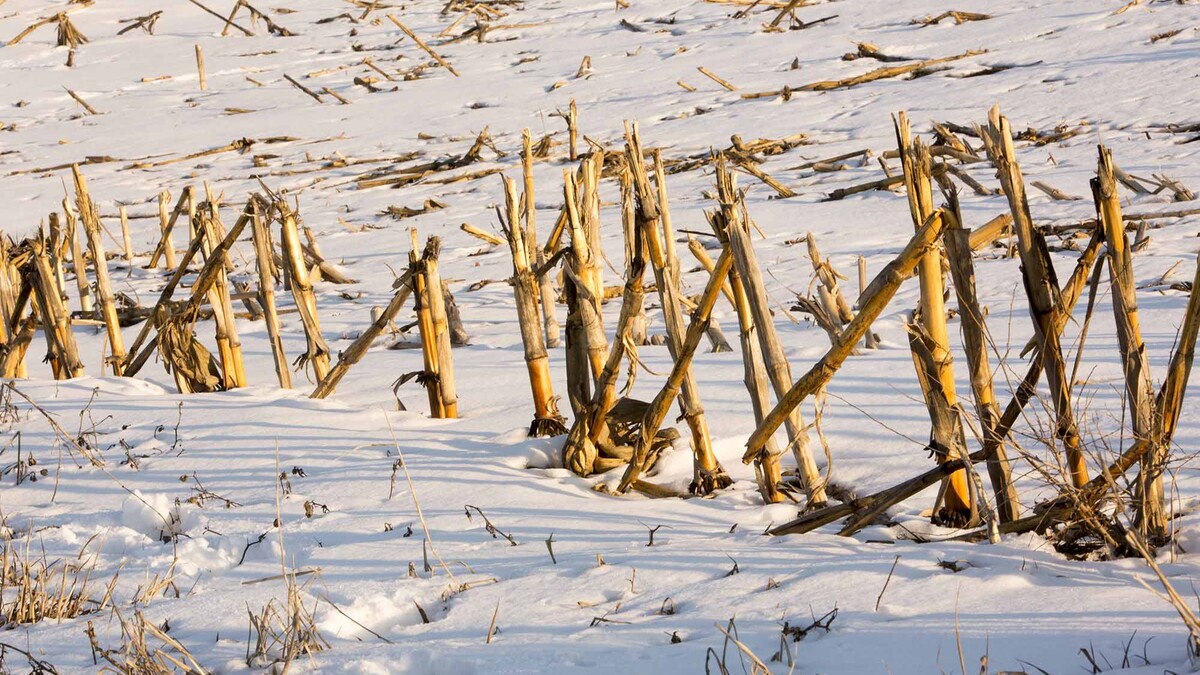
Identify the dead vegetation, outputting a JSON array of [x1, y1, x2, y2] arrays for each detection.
[[0, 537, 115, 627], [244, 576, 328, 672], [3, 92, 1197, 557], [94, 609, 209, 674], [0, 0, 1196, 670], [755, 106, 1200, 561]]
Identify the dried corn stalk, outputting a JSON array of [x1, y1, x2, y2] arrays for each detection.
[[422, 237, 458, 418], [563, 163, 608, 381], [278, 201, 331, 382], [896, 112, 973, 523], [706, 205, 783, 501], [501, 176, 566, 437], [624, 129, 730, 494], [251, 201, 291, 388], [563, 178, 649, 476], [617, 246, 735, 493], [940, 193, 1020, 523], [71, 166, 126, 376], [1094, 145, 1164, 539], [201, 204, 247, 388], [522, 129, 560, 349], [408, 230, 458, 418], [716, 156, 825, 505], [983, 105, 1089, 488], [27, 238, 84, 379]]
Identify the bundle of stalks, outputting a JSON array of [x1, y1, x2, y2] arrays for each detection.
[[500, 176, 566, 437], [982, 105, 1089, 489], [623, 126, 730, 494], [521, 129, 560, 349], [25, 237, 85, 379], [123, 197, 257, 389], [798, 221, 1106, 536], [746, 210, 948, 464], [714, 156, 825, 506], [963, 251, 1199, 545], [617, 246, 734, 492], [251, 201, 291, 388], [72, 166, 126, 376], [409, 231, 458, 418], [194, 202, 246, 389], [149, 200, 256, 393], [276, 199, 331, 382], [562, 174, 650, 476], [761, 106, 1200, 544], [9, 13, 88, 48], [698, 182, 784, 502]]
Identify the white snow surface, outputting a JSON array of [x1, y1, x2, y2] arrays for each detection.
[[1, 0, 1200, 672]]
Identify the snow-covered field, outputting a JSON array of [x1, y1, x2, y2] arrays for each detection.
[[2, 0, 1200, 672]]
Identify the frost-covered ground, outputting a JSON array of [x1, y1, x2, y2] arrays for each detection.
[[2, 0, 1200, 672]]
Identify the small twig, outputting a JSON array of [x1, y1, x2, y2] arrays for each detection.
[[724, 553, 740, 577], [714, 620, 775, 674], [464, 504, 518, 545], [319, 593, 395, 644], [697, 66, 737, 91], [486, 600, 501, 643], [283, 74, 324, 103], [383, 413, 457, 590], [640, 521, 669, 547], [185, 0, 254, 35], [387, 14, 459, 77], [237, 531, 270, 566], [875, 555, 900, 611], [64, 88, 98, 115]]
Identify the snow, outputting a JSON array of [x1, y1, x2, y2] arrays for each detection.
[[1, 0, 1200, 672]]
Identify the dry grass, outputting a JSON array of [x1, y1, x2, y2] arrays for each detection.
[[96, 608, 209, 674], [0, 536, 116, 627], [244, 569, 328, 671]]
